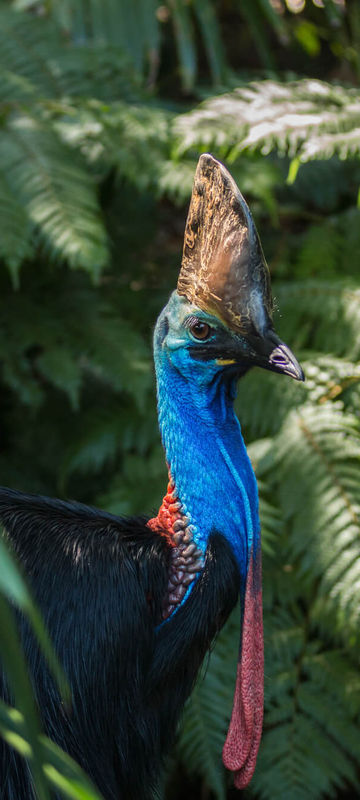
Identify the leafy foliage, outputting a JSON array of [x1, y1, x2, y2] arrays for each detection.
[[12, 0, 228, 91], [0, 699, 103, 799], [271, 403, 360, 634], [0, 5, 171, 283], [174, 79, 360, 180], [0, 535, 103, 799], [254, 602, 360, 799], [176, 609, 239, 800]]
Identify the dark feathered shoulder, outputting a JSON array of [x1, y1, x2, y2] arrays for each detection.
[[0, 485, 158, 544], [0, 486, 172, 799], [0, 488, 240, 800], [0, 486, 169, 583], [0, 485, 172, 658]]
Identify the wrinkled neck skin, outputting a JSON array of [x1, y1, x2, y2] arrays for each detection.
[[152, 311, 260, 602]]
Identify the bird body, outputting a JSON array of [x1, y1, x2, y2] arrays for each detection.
[[0, 490, 239, 800], [0, 154, 304, 799]]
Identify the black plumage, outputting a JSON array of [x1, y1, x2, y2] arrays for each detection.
[[0, 488, 239, 800]]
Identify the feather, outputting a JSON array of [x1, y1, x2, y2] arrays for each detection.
[[0, 488, 239, 800]]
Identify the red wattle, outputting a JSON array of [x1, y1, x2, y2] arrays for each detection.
[[222, 547, 264, 789], [147, 475, 179, 545]]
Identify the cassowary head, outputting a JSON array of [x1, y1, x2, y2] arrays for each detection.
[[155, 153, 304, 385]]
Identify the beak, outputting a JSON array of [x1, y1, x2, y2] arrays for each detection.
[[268, 342, 304, 381], [247, 328, 304, 382]]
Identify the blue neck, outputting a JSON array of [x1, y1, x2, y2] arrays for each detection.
[[154, 351, 260, 582]]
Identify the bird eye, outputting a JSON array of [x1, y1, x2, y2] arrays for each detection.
[[189, 320, 211, 340]]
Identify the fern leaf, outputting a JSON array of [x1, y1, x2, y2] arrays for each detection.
[[252, 472, 284, 555], [268, 403, 360, 636], [0, 115, 108, 278], [0, 171, 34, 287], [176, 608, 239, 800], [174, 79, 360, 167], [252, 599, 360, 800], [44, 0, 159, 81], [60, 401, 158, 484], [239, 353, 360, 445], [53, 100, 171, 194], [300, 126, 360, 162], [0, 276, 152, 416], [2, 360, 44, 409], [36, 348, 82, 411], [176, 688, 227, 800], [303, 356, 360, 407], [0, 9, 64, 100], [237, 368, 308, 440], [0, 7, 140, 102], [294, 222, 342, 278], [237, 353, 357, 442], [97, 445, 167, 516], [274, 281, 360, 360]]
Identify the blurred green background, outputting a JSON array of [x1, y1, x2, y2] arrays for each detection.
[[0, 0, 359, 798]]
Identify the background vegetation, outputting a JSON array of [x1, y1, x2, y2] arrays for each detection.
[[0, 0, 359, 798]]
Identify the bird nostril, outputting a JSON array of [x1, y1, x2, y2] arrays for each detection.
[[269, 348, 289, 366], [271, 353, 288, 366], [268, 343, 304, 381]]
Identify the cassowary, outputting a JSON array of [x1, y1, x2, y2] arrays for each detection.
[[0, 154, 304, 800]]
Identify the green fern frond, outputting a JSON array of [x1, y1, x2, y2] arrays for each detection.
[[255, 708, 360, 800], [157, 158, 198, 205], [36, 348, 82, 411], [60, 401, 158, 485], [294, 222, 342, 278], [0, 7, 139, 102], [286, 207, 360, 280], [0, 115, 108, 279], [53, 100, 172, 193], [238, 352, 360, 443], [10, 0, 227, 91], [252, 471, 284, 555], [303, 356, 360, 407], [0, 92, 171, 279], [174, 79, 360, 167], [0, 6, 160, 278], [176, 687, 227, 800], [50, 45, 140, 102], [176, 607, 239, 800], [0, 277, 152, 412], [267, 403, 360, 636], [0, 172, 34, 287], [300, 126, 360, 162], [237, 368, 308, 440], [274, 281, 360, 359], [253, 600, 360, 800], [0, 9, 65, 100], [97, 446, 167, 516]]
